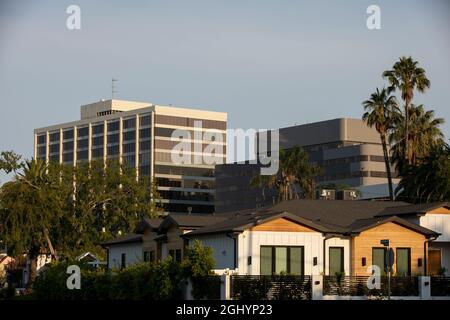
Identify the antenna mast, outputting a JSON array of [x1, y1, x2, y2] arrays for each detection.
[[111, 78, 118, 99]]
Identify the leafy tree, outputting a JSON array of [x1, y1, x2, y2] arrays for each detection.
[[0, 151, 23, 175], [251, 147, 321, 202], [362, 87, 401, 200], [383, 56, 431, 165], [389, 104, 444, 174], [396, 142, 450, 203]]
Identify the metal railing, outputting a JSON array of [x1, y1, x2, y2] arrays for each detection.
[[430, 276, 450, 297], [323, 276, 419, 297], [231, 275, 311, 300]]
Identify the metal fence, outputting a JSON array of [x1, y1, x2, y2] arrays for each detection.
[[323, 276, 419, 297], [430, 277, 450, 297], [231, 275, 311, 300]]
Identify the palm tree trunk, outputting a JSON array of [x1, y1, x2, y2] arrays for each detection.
[[405, 98, 411, 165], [381, 132, 394, 201]]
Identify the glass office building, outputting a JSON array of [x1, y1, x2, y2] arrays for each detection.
[[34, 99, 227, 214]]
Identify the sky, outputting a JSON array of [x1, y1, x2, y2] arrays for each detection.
[[0, 0, 449, 182]]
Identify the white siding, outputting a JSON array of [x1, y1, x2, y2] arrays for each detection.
[[108, 243, 143, 269], [237, 231, 350, 276], [193, 234, 236, 269], [420, 214, 450, 242]]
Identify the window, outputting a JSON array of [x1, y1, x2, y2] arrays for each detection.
[[168, 249, 182, 262], [396, 248, 411, 276], [37, 134, 46, 144], [63, 129, 74, 140], [260, 246, 304, 275], [108, 121, 120, 132], [77, 127, 89, 137], [372, 248, 387, 274], [144, 251, 155, 262], [139, 114, 151, 127], [92, 123, 104, 135], [123, 118, 136, 129], [49, 131, 60, 142], [121, 253, 126, 269], [329, 247, 344, 275]]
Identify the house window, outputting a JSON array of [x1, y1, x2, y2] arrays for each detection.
[[260, 246, 304, 275], [169, 249, 182, 262], [329, 247, 344, 275], [121, 253, 126, 269], [396, 248, 411, 276], [372, 248, 386, 274]]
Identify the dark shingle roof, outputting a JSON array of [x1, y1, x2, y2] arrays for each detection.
[[159, 214, 228, 230], [375, 202, 450, 217], [272, 199, 410, 227], [135, 217, 164, 233], [346, 216, 439, 236], [101, 233, 143, 246]]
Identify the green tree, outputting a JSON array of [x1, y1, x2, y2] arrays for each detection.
[[0, 151, 23, 175], [362, 87, 401, 200], [396, 142, 450, 203], [389, 104, 444, 174], [383, 56, 431, 165]]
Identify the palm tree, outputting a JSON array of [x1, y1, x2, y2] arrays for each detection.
[[362, 87, 400, 200], [383, 56, 430, 165], [389, 104, 444, 173]]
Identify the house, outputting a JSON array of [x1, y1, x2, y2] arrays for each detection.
[[182, 201, 438, 276], [102, 200, 447, 276], [102, 215, 226, 269], [375, 202, 450, 275]]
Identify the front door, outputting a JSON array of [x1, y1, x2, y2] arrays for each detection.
[[428, 249, 442, 275]]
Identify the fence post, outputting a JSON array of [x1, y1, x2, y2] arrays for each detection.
[[419, 276, 431, 300], [221, 274, 231, 300], [312, 275, 323, 300], [185, 279, 194, 300]]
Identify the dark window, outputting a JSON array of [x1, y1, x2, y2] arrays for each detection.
[[108, 121, 120, 132], [63, 152, 73, 163], [63, 141, 74, 151], [108, 145, 119, 156], [123, 118, 136, 129], [77, 139, 88, 149], [92, 148, 103, 159], [139, 115, 151, 127], [77, 150, 88, 160], [107, 133, 119, 144], [260, 246, 304, 275], [370, 155, 385, 162], [92, 123, 104, 135], [396, 248, 411, 276], [37, 146, 46, 157], [92, 136, 104, 147], [49, 144, 60, 154], [77, 127, 89, 137], [139, 128, 151, 139], [123, 130, 136, 142], [139, 152, 151, 165], [49, 131, 60, 142], [123, 155, 136, 168], [175, 249, 182, 262], [123, 142, 136, 154], [37, 134, 46, 144], [329, 247, 344, 275], [140, 140, 151, 151], [121, 253, 126, 269], [154, 165, 214, 177], [63, 129, 74, 140], [49, 154, 59, 163]]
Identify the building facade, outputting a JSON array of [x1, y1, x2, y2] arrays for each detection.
[[34, 99, 227, 214], [215, 118, 400, 212]]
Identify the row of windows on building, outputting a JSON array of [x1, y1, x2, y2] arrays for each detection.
[[320, 155, 386, 166], [316, 170, 395, 182]]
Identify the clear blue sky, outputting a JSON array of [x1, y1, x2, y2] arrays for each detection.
[[0, 0, 449, 182]]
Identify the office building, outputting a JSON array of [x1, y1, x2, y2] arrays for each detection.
[[34, 99, 227, 214], [215, 118, 399, 212]]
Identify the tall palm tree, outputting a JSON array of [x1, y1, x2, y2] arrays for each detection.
[[362, 88, 400, 200], [383, 56, 430, 165], [389, 104, 444, 173]]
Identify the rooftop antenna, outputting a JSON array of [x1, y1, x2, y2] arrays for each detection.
[[111, 78, 118, 99]]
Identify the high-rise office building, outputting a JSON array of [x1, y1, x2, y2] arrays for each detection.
[[34, 99, 227, 215], [215, 118, 400, 212]]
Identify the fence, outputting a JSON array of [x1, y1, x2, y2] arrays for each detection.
[[430, 277, 450, 297], [323, 276, 419, 297], [230, 275, 311, 300]]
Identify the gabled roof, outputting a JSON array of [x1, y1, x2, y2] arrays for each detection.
[[272, 199, 411, 228], [376, 202, 450, 217], [182, 210, 340, 237], [136, 217, 164, 233], [101, 233, 143, 246], [346, 216, 440, 237], [158, 214, 228, 231]]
